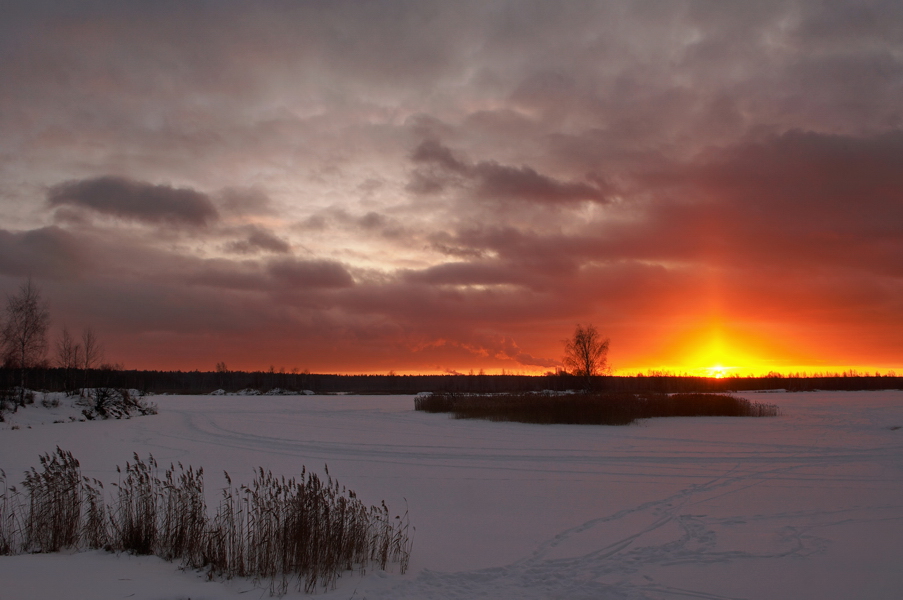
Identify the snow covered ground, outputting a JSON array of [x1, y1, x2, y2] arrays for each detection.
[[2, 390, 902, 599]]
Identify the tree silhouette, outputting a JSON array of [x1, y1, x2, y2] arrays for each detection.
[[563, 323, 609, 389], [56, 325, 82, 394], [80, 327, 104, 390], [2, 279, 50, 408]]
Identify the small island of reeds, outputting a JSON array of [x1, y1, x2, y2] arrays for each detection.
[[414, 391, 780, 425]]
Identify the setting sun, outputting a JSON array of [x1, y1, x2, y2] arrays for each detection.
[[706, 365, 728, 379]]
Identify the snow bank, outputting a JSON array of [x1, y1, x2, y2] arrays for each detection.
[[0, 389, 156, 429]]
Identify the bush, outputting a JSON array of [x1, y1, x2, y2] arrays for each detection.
[[415, 391, 779, 425], [0, 449, 412, 595], [80, 389, 157, 420], [41, 395, 61, 408]]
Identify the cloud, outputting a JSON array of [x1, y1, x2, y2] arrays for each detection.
[[473, 161, 606, 204], [477, 334, 561, 369], [267, 258, 355, 289], [1, 2, 902, 373], [409, 139, 609, 204], [410, 333, 561, 369], [402, 261, 527, 287], [411, 139, 470, 173], [691, 129, 903, 224], [0, 226, 87, 279], [48, 176, 219, 227], [216, 187, 275, 216], [293, 208, 409, 240], [631, 129, 903, 275], [225, 226, 291, 255], [184, 259, 269, 292]]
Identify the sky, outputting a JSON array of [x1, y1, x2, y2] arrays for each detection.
[[1, 0, 902, 376]]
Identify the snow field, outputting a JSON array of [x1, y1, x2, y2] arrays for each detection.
[[1, 390, 902, 599]]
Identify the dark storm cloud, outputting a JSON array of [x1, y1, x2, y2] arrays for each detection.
[[409, 139, 609, 204], [48, 176, 219, 227]]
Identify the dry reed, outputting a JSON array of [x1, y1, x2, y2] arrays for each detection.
[[0, 448, 412, 595]]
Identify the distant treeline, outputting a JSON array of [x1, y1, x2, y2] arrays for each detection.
[[2, 367, 902, 395]]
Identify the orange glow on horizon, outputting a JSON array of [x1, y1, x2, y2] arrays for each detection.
[[605, 315, 900, 378], [106, 311, 900, 378]]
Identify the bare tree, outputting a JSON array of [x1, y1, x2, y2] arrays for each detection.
[[215, 361, 229, 388], [563, 323, 610, 389], [56, 325, 82, 394], [80, 327, 104, 390], [1, 278, 51, 408]]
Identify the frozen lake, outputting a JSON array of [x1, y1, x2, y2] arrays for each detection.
[[2, 390, 902, 599]]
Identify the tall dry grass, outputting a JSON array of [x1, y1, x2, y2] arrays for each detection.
[[0, 448, 412, 595], [202, 466, 411, 594], [22, 448, 83, 552], [0, 468, 20, 555], [415, 391, 779, 425]]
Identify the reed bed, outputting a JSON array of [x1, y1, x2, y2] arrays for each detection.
[[415, 391, 779, 425], [0, 448, 412, 595]]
